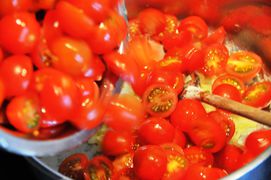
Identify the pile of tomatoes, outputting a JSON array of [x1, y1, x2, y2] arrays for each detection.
[[58, 4, 271, 180], [0, 0, 127, 138]]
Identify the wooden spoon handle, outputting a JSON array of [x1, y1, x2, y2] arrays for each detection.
[[200, 92, 271, 126]]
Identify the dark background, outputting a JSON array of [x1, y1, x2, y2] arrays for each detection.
[[0, 149, 38, 180]]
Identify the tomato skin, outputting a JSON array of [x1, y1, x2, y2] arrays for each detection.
[[213, 84, 242, 102], [0, 79, 5, 106], [170, 99, 207, 132], [133, 145, 167, 180], [183, 164, 227, 180], [0, 11, 40, 54], [104, 94, 145, 132], [242, 81, 271, 108], [142, 84, 178, 118], [113, 152, 134, 172], [172, 129, 187, 148], [212, 74, 245, 94], [59, 153, 89, 180], [0, 0, 33, 16], [181, 44, 205, 72], [0, 55, 33, 97], [226, 51, 262, 82], [101, 129, 135, 156], [215, 144, 243, 173], [184, 146, 214, 166], [236, 150, 256, 169], [138, 8, 166, 36], [245, 129, 271, 156], [56, 1, 94, 38], [50, 36, 93, 77], [203, 26, 226, 45], [208, 110, 235, 142], [6, 92, 41, 133], [187, 115, 227, 153], [137, 117, 175, 145]]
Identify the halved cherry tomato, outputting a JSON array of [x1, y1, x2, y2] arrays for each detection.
[[0, 11, 40, 54], [242, 81, 271, 108], [101, 129, 135, 156], [59, 153, 89, 180], [138, 8, 166, 36], [137, 117, 175, 145], [83, 55, 105, 81], [133, 145, 167, 180], [104, 94, 145, 132], [33, 123, 72, 140], [215, 144, 243, 173], [187, 115, 227, 153], [236, 149, 256, 170], [181, 44, 205, 72], [113, 152, 134, 173], [178, 16, 208, 40], [184, 146, 214, 166], [6, 92, 41, 133], [162, 146, 188, 180], [212, 74, 245, 94], [128, 19, 142, 38], [200, 43, 229, 76], [245, 129, 271, 156], [155, 55, 185, 73], [142, 84, 178, 118], [172, 129, 187, 148], [208, 110, 235, 142], [161, 30, 192, 51], [170, 99, 207, 132], [213, 84, 242, 102], [183, 164, 227, 180], [84, 155, 114, 180], [147, 70, 185, 94], [226, 51, 263, 82]]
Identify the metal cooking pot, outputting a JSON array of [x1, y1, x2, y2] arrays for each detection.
[[5, 0, 271, 179]]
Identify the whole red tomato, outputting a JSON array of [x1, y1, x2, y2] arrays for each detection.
[[133, 145, 167, 180]]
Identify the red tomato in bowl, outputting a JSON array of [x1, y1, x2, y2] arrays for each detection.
[[184, 146, 214, 166], [213, 84, 242, 102], [212, 74, 245, 94]]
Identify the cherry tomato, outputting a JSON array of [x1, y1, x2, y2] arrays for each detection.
[[200, 43, 229, 76], [59, 153, 89, 180], [155, 14, 179, 42], [226, 51, 263, 82], [147, 70, 185, 94], [33, 123, 71, 140], [128, 19, 142, 38], [142, 84, 178, 118], [137, 117, 175, 145], [87, 11, 127, 54], [0, 55, 33, 97], [0, 0, 33, 17], [55, 1, 94, 38], [208, 110, 235, 142], [155, 55, 185, 73], [170, 99, 207, 132], [66, 0, 111, 23], [138, 8, 166, 36], [0, 79, 5, 106], [75, 78, 99, 107], [101, 129, 135, 156], [112, 152, 134, 173], [84, 155, 114, 180], [172, 129, 187, 148], [212, 74, 245, 94], [203, 26, 226, 45], [33, 0, 57, 10], [6, 92, 40, 133], [162, 146, 188, 180], [103, 51, 140, 85], [184, 146, 214, 166], [236, 149, 256, 170], [133, 145, 167, 180], [83, 55, 105, 81], [187, 115, 227, 153], [50, 36, 93, 77], [213, 84, 242, 102], [183, 164, 227, 180], [104, 94, 145, 132], [162, 30, 192, 51], [215, 144, 243, 173], [245, 129, 271, 156], [0, 11, 40, 54], [42, 10, 63, 44], [32, 68, 79, 122], [178, 16, 208, 40], [242, 81, 271, 108], [0, 48, 3, 62]]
